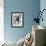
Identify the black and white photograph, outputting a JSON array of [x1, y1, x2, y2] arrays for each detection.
[[11, 12, 24, 28]]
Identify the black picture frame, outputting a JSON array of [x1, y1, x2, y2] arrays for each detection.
[[11, 12, 24, 28]]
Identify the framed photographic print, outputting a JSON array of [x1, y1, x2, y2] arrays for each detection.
[[11, 12, 24, 28]]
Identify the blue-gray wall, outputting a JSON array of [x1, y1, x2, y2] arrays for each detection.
[[40, 0, 46, 27], [4, 0, 40, 42]]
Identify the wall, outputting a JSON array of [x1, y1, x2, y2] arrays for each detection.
[[40, 0, 46, 27], [4, 0, 40, 42]]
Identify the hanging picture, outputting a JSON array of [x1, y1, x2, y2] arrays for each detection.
[[11, 12, 24, 28]]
